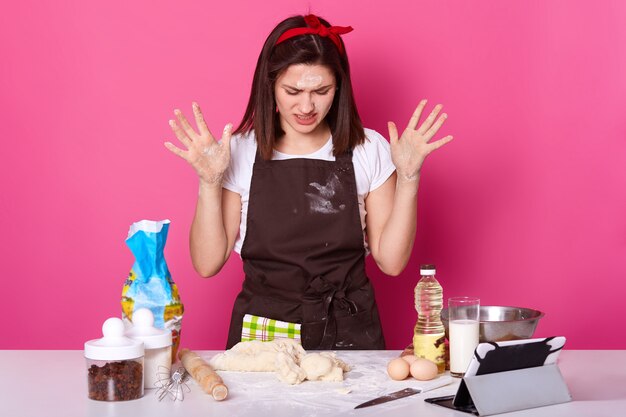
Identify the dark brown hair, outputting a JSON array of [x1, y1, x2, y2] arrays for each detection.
[[234, 15, 365, 160]]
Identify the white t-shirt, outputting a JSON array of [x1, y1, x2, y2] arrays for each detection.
[[223, 128, 396, 254]]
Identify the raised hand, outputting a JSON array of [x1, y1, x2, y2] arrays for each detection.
[[164, 102, 232, 185], [388, 99, 453, 182]]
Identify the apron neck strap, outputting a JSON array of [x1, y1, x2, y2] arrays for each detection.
[[253, 143, 353, 163]]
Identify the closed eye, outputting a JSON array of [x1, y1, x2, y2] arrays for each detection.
[[282, 86, 334, 96], [315, 88, 332, 95]]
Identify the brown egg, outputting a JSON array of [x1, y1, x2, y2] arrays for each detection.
[[387, 358, 410, 380], [401, 354, 418, 366], [410, 359, 438, 381]]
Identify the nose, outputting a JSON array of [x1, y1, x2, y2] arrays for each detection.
[[299, 94, 315, 114]]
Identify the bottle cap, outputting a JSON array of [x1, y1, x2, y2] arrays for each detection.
[[420, 264, 436, 275], [84, 317, 144, 360], [125, 308, 173, 349]]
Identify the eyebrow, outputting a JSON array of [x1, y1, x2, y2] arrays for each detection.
[[282, 84, 334, 92]]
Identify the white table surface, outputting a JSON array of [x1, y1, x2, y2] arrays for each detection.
[[0, 350, 624, 417]]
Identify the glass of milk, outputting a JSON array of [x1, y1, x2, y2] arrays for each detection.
[[448, 297, 480, 377]]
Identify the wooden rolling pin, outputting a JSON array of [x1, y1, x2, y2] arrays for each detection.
[[178, 348, 228, 401]]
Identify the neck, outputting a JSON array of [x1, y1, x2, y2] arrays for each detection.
[[275, 123, 331, 155]]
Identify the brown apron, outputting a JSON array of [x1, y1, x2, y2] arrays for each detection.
[[226, 149, 385, 350]]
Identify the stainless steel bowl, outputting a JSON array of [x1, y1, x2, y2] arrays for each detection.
[[441, 306, 544, 343]]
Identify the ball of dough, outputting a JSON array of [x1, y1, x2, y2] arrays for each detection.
[[387, 358, 410, 380], [410, 359, 438, 381], [301, 353, 333, 381]]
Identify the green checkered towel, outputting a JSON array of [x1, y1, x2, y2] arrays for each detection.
[[241, 314, 302, 342]]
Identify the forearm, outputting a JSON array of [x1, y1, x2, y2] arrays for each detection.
[[189, 181, 229, 277], [375, 176, 419, 276]]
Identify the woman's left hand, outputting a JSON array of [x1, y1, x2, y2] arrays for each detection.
[[388, 99, 453, 182]]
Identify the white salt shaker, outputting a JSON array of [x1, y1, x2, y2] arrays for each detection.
[[125, 308, 173, 389]]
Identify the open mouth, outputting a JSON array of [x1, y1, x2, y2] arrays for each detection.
[[295, 113, 317, 124]]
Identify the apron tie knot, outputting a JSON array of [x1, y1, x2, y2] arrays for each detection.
[[308, 276, 359, 348], [332, 289, 358, 315], [309, 276, 358, 315]]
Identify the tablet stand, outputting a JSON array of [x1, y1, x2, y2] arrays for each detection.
[[426, 337, 572, 415], [453, 363, 572, 415]]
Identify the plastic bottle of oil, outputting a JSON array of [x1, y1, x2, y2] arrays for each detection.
[[413, 264, 446, 373]]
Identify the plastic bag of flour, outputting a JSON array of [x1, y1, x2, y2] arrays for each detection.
[[121, 219, 184, 363]]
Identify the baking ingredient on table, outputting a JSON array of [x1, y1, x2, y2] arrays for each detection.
[[447, 296, 480, 377], [220, 351, 454, 413], [409, 358, 438, 381], [300, 353, 332, 380], [387, 358, 410, 380], [401, 354, 418, 365], [210, 339, 306, 372], [145, 347, 171, 387], [276, 350, 307, 383], [402, 343, 451, 371], [125, 308, 173, 389], [88, 360, 144, 401], [412, 264, 446, 373], [300, 352, 349, 381], [401, 345, 415, 357], [84, 317, 145, 401], [449, 319, 479, 376], [179, 348, 228, 401], [121, 219, 184, 364], [209, 339, 350, 385]]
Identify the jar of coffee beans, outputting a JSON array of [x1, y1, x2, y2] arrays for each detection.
[[84, 317, 145, 401]]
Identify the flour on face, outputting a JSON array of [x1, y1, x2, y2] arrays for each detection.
[[305, 173, 344, 214], [296, 70, 324, 89]]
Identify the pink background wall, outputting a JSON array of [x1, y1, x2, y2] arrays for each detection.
[[1, 0, 625, 350]]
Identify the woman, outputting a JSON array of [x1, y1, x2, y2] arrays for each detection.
[[164, 14, 453, 349]]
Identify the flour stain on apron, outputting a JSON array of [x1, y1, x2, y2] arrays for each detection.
[[305, 173, 346, 214]]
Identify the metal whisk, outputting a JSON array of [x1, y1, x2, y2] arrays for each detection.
[[155, 366, 191, 401]]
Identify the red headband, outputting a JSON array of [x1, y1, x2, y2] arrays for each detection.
[[275, 14, 353, 54]]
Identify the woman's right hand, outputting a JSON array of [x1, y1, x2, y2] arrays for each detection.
[[164, 102, 233, 186]]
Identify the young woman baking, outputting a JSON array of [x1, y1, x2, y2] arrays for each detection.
[[165, 14, 453, 350]]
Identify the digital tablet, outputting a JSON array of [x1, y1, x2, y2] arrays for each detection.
[[464, 336, 566, 377], [425, 336, 567, 415]]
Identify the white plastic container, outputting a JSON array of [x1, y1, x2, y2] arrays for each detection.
[[125, 308, 173, 389], [84, 317, 144, 401]]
